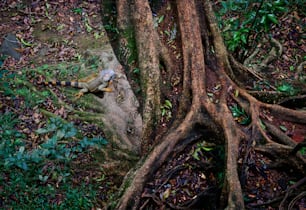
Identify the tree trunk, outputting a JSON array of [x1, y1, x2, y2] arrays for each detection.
[[102, 0, 306, 209]]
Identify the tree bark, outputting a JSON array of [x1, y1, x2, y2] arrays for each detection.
[[101, 0, 306, 209]]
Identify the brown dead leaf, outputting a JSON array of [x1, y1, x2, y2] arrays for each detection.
[[54, 106, 67, 118]]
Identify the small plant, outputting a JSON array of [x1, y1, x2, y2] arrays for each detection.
[[72, 7, 83, 15], [161, 99, 172, 120], [153, 15, 165, 28], [164, 23, 177, 43], [1, 117, 107, 171], [299, 147, 306, 155], [230, 104, 251, 125], [133, 68, 140, 75], [277, 83, 297, 95], [192, 141, 215, 161], [216, 0, 288, 56], [289, 66, 295, 71], [226, 27, 249, 52], [0, 113, 26, 169], [0, 69, 16, 96], [104, 23, 119, 34], [0, 116, 107, 208]]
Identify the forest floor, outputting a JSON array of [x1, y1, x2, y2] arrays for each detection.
[[0, 0, 305, 209]]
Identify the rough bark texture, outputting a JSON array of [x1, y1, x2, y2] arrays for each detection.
[[116, 0, 162, 154], [132, 0, 161, 153], [100, 0, 306, 209]]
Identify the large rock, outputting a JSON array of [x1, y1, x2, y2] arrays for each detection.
[[0, 33, 22, 60]]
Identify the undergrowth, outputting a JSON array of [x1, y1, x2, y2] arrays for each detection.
[[0, 114, 107, 209], [0, 63, 109, 208], [215, 0, 289, 61]]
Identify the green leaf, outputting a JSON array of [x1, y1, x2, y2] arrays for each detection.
[[230, 105, 245, 117], [279, 125, 287, 132], [39, 175, 49, 182], [260, 15, 267, 24], [165, 100, 172, 109], [202, 147, 214, 152], [79, 136, 107, 149], [299, 147, 306, 155], [240, 117, 251, 125], [56, 129, 65, 139], [259, 120, 266, 130], [161, 108, 166, 117], [162, 188, 171, 200], [20, 38, 33, 47], [158, 15, 165, 24], [17, 161, 28, 170], [133, 68, 140, 74], [275, 6, 287, 12], [85, 22, 93, 33], [234, 89, 239, 97], [267, 14, 278, 24], [241, 34, 247, 44], [72, 7, 83, 14], [92, 136, 108, 146], [277, 83, 293, 92], [64, 126, 77, 138], [41, 137, 57, 149], [192, 148, 201, 160]]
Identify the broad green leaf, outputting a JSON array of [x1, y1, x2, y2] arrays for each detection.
[[299, 147, 306, 155], [39, 175, 49, 182], [240, 117, 251, 125], [165, 100, 172, 109], [241, 34, 247, 44], [56, 130, 65, 139], [36, 128, 49, 134], [17, 161, 28, 170], [267, 14, 278, 24], [161, 109, 166, 116], [193, 147, 203, 160], [260, 15, 266, 24], [72, 8, 83, 14], [277, 84, 293, 92], [19, 146, 25, 154]]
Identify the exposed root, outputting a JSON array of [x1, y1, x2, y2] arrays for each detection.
[[243, 37, 283, 73], [263, 120, 297, 147], [116, 110, 198, 209], [287, 191, 306, 210], [255, 143, 305, 173], [229, 53, 264, 82], [277, 94, 306, 107], [263, 103, 306, 123], [294, 60, 306, 80], [279, 177, 306, 210], [112, 0, 306, 209], [157, 36, 175, 75]]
